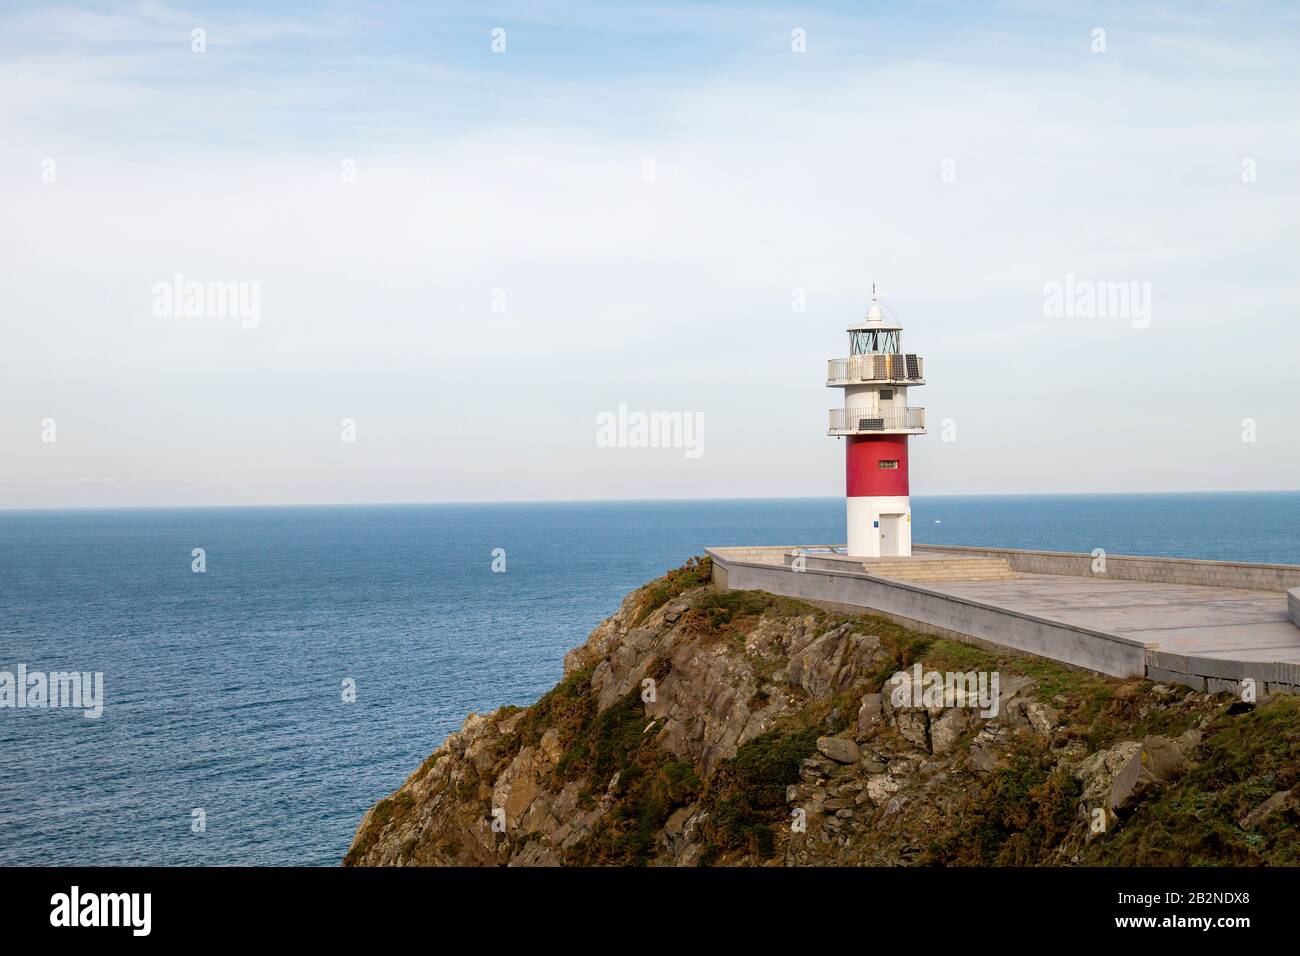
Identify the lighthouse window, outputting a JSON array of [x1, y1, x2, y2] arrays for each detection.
[[849, 329, 901, 355], [879, 460, 899, 469]]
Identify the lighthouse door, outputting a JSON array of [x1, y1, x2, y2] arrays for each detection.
[[879, 514, 901, 556]]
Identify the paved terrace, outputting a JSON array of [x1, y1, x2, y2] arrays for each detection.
[[927, 574, 1298, 666], [706, 545, 1300, 692]]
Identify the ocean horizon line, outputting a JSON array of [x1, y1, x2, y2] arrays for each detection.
[[2, 487, 1298, 515]]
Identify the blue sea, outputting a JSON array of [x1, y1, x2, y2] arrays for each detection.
[[2, 493, 1298, 866]]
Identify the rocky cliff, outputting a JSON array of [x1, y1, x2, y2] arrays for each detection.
[[344, 557, 1300, 866]]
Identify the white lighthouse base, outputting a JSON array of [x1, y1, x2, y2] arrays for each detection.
[[846, 496, 912, 558]]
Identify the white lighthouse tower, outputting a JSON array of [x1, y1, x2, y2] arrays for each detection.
[[827, 287, 926, 557]]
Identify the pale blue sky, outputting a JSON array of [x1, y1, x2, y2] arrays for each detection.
[[2, 1, 1298, 507]]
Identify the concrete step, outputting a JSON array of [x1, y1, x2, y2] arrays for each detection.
[[883, 567, 1024, 574], [864, 558, 1006, 567], [866, 559, 1005, 569], [877, 574, 1018, 583]]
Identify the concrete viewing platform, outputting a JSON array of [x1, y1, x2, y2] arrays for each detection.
[[706, 544, 1300, 694]]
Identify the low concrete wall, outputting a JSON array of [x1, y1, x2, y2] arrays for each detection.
[[784, 553, 866, 573], [1290, 588, 1300, 629], [1145, 650, 1300, 696], [707, 548, 1148, 679], [708, 546, 834, 566], [914, 544, 1300, 591]]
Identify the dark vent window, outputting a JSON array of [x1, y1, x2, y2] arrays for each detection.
[[879, 389, 894, 399]]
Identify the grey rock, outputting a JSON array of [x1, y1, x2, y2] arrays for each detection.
[[1109, 736, 1188, 812], [1074, 740, 1142, 809], [787, 626, 883, 698], [930, 708, 970, 755], [859, 754, 888, 774], [1239, 790, 1294, 831], [896, 711, 930, 751], [970, 726, 1012, 773], [856, 693, 884, 737], [817, 735, 862, 764], [1005, 697, 1032, 727], [997, 675, 1037, 705], [866, 773, 901, 804], [1024, 701, 1059, 736]]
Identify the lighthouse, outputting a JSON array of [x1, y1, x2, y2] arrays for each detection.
[[827, 287, 926, 557]]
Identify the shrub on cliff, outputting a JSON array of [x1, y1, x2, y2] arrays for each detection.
[[698, 726, 821, 863]]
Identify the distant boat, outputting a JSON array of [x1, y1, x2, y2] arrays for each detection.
[[934, 519, 942, 524]]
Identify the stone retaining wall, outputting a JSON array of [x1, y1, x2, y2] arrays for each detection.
[[914, 544, 1300, 591]]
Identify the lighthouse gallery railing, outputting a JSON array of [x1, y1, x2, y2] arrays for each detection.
[[827, 354, 923, 384], [828, 407, 926, 434]]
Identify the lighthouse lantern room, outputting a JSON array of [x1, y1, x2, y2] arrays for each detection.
[[827, 287, 926, 557]]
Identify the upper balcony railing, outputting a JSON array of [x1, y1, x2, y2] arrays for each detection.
[[828, 406, 926, 435], [827, 353, 924, 386]]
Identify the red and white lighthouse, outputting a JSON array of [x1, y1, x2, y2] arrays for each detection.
[[827, 287, 926, 557]]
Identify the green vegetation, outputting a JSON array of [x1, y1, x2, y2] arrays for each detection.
[[561, 688, 702, 865], [1016, 655, 1112, 701], [912, 663, 1300, 866], [697, 726, 821, 863], [555, 687, 652, 784], [922, 750, 1081, 865], [921, 637, 1000, 673], [344, 791, 416, 866], [504, 664, 599, 780], [1044, 678, 1203, 754], [495, 653, 702, 865], [682, 587, 822, 642], [1084, 695, 1300, 866], [564, 751, 701, 865], [630, 555, 713, 626]]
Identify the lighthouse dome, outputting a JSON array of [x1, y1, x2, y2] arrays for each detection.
[[848, 285, 902, 332], [847, 300, 902, 332]]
